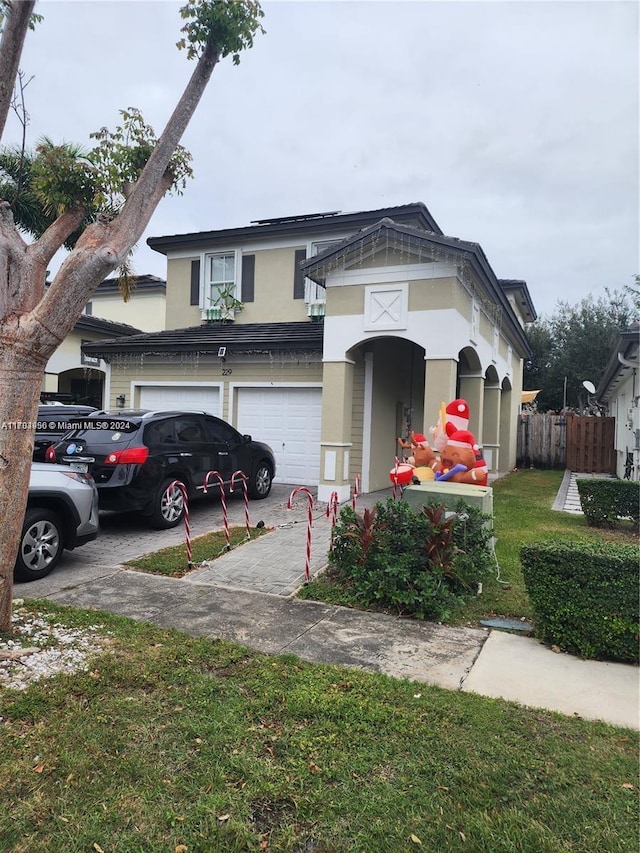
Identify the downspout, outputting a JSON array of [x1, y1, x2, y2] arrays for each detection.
[[617, 352, 639, 370]]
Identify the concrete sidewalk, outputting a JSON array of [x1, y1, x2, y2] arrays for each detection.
[[32, 480, 640, 731]]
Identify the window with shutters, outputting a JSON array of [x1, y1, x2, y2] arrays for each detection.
[[304, 240, 339, 303], [199, 249, 253, 319], [205, 251, 238, 307]]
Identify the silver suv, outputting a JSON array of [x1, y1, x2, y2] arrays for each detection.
[[16, 463, 100, 582]]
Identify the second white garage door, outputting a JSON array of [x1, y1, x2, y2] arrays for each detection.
[[236, 387, 322, 485], [138, 385, 220, 414]]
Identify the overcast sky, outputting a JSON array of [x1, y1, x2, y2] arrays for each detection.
[[6, 0, 639, 318]]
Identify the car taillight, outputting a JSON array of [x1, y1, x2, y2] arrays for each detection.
[[104, 447, 149, 465], [45, 444, 56, 462]]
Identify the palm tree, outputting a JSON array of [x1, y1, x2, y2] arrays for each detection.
[[0, 137, 96, 249], [0, 138, 137, 297]]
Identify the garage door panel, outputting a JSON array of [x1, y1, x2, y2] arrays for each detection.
[[237, 387, 321, 486], [139, 386, 220, 414]]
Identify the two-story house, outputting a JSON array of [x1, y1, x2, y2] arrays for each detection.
[[82, 202, 535, 501], [41, 274, 164, 406]]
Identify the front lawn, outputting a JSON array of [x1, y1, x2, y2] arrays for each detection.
[[298, 470, 639, 626], [1, 600, 638, 852]]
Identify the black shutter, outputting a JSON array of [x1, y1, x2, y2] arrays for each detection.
[[241, 254, 255, 303], [293, 248, 307, 300], [190, 259, 200, 306]]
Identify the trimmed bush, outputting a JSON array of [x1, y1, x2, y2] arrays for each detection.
[[577, 478, 640, 527], [521, 541, 639, 662], [328, 498, 493, 622]]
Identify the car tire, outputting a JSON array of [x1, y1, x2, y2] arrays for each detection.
[[150, 478, 186, 529], [15, 508, 64, 582], [248, 462, 272, 500]]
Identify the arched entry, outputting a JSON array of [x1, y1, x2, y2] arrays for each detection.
[[318, 337, 426, 500], [57, 367, 105, 408], [348, 337, 427, 494]]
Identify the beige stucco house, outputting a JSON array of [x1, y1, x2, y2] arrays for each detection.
[[82, 203, 536, 500], [85, 274, 166, 332], [42, 314, 142, 407], [41, 274, 164, 405], [595, 321, 640, 481]]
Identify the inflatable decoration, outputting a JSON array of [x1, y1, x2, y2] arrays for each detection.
[[391, 398, 488, 488], [432, 429, 488, 486], [389, 463, 415, 487], [429, 399, 470, 452]]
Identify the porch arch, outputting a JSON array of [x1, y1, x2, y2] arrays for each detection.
[[55, 367, 105, 408]]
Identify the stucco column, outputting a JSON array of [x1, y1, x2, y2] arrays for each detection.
[[459, 373, 485, 441], [482, 382, 501, 471], [423, 358, 458, 430], [499, 361, 522, 470], [318, 358, 354, 503]]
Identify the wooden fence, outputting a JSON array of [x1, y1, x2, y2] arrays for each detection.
[[516, 413, 616, 473], [565, 414, 616, 474], [517, 414, 566, 469]]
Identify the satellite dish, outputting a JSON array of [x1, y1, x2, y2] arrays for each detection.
[[582, 380, 596, 394]]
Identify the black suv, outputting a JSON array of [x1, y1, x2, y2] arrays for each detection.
[[51, 410, 276, 528], [34, 404, 98, 462]]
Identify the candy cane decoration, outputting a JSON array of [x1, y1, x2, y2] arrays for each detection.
[[352, 474, 361, 511], [230, 470, 250, 540], [167, 479, 192, 567], [287, 486, 314, 582], [326, 490, 339, 550], [392, 457, 400, 500], [204, 470, 230, 551]]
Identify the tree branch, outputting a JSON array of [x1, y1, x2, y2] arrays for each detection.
[[0, 1, 36, 141], [110, 40, 219, 250], [37, 217, 118, 314], [0, 200, 26, 257], [28, 206, 86, 267]]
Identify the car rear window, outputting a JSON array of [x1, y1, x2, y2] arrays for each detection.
[[37, 407, 98, 435], [65, 420, 139, 446]]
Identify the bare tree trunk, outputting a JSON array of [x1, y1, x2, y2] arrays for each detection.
[[0, 327, 45, 629], [0, 29, 222, 630], [0, 1, 36, 139]]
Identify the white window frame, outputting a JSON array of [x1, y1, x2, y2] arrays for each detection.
[[304, 239, 339, 303], [201, 249, 241, 311]]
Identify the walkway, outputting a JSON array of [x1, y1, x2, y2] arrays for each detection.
[[552, 470, 613, 513]]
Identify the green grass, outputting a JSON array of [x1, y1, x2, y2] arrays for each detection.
[[1, 599, 638, 853], [298, 470, 639, 627], [126, 525, 269, 577]]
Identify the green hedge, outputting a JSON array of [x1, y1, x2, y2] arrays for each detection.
[[521, 541, 639, 662], [576, 478, 640, 527]]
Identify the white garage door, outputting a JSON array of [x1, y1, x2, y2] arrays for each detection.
[[236, 387, 322, 485], [138, 385, 220, 414]]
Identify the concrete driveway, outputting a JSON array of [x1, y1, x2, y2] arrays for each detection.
[[17, 482, 319, 598]]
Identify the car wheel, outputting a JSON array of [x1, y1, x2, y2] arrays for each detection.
[[150, 478, 186, 529], [15, 508, 64, 582], [248, 462, 272, 500]]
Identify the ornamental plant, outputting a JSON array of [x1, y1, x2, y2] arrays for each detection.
[[328, 498, 493, 622]]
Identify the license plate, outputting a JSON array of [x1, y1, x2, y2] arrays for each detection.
[[63, 455, 94, 474]]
